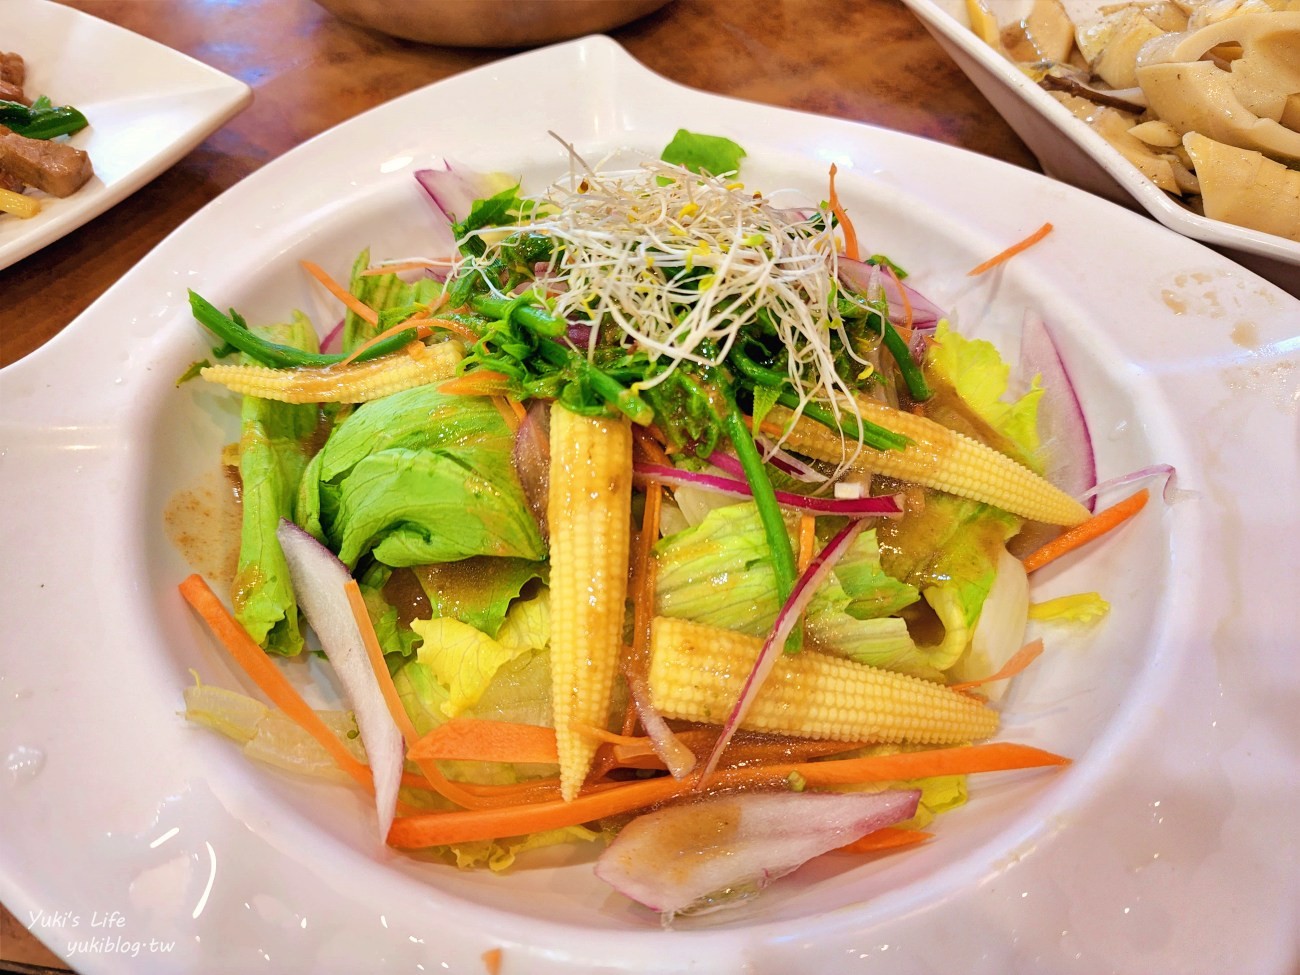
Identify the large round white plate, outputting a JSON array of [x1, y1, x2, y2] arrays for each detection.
[[0, 0, 252, 270], [1, 35, 1296, 975]]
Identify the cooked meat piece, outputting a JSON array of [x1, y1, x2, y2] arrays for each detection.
[[0, 124, 92, 197], [0, 165, 25, 192], [0, 52, 24, 89], [0, 80, 29, 105]]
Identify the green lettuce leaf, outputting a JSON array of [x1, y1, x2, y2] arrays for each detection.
[[357, 563, 421, 658], [342, 248, 446, 351], [441, 824, 601, 872], [300, 384, 545, 569], [414, 556, 545, 639], [654, 504, 943, 676], [232, 312, 321, 655], [924, 320, 1044, 468], [661, 129, 747, 177]]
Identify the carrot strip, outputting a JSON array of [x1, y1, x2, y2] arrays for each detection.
[[623, 477, 663, 735], [827, 163, 860, 262], [344, 580, 419, 745], [797, 514, 816, 573], [632, 425, 672, 467], [179, 575, 374, 791], [439, 369, 515, 398], [883, 264, 914, 337], [301, 260, 379, 325], [1022, 489, 1148, 574], [386, 742, 1069, 847], [573, 723, 645, 747], [967, 222, 1053, 277], [482, 947, 503, 975], [341, 295, 452, 365], [360, 259, 455, 276], [491, 396, 521, 433], [506, 397, 528, 422], [836, 826, 931, 855], [409, 718, 560, 765], [949, 638, 1044, 693]]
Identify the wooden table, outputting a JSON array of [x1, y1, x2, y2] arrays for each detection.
[[0, 0, 1033, 968]]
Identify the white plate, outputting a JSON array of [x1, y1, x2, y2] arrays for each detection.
[[1, 35, 1297, 975], [901, 0, 1300, 297], [0, 0, 251, 270]]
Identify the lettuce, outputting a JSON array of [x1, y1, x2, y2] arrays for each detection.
[[296, 384, 545, 569], [924, 320, 1044, 468], [654, 504, 947, 676], [441, 824, 601, 872], [414, 556, 545, 639], [661, 129, 746, 177], [232, 312, 321, 655], [341, 248, 445, 351]]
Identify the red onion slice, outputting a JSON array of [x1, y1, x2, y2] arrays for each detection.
[[1019, 311, 1096, 509], [512, 401, 551, 539], [1082, 464, 1183, 505], [635, 462, 902, 517], [414, 163, 504, 256], [319, 318, 344, 355], [275, 520, 405, 843], [594, 789, 921, 918], [697, 520, 868, 780], [838, 256, 947, 329], [622, 661, 697, 779]]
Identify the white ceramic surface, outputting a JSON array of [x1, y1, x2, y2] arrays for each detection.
[[1, 35, 1297, 975], [0, 0, 252, 270], [902, 0, 1300, 297]]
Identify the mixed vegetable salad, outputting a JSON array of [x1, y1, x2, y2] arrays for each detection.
[[176, 131, 1150, 921]]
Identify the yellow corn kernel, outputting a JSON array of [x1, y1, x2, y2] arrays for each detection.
[[648, 617, 999, 745], [548, 405, 634, 800], [199, 341, 462, 404], [768, 399, 1089, 526]]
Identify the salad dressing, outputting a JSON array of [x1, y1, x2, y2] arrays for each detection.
[[163, 465, 241, 590]]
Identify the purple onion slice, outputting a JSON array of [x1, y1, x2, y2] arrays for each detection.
[[275, 520, 405, 843], [595, 788, 921, 918]]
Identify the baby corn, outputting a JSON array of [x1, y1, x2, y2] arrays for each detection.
[[768, 399, 1089, 526], [548, 406, 634, 801], [649, 616, 999, 745], [200, 341, 462, 403]]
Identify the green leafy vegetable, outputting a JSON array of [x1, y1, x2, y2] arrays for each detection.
[[0, 97, 88, 139], [231, 313, 322, 655], [661, 129, 747, 177]]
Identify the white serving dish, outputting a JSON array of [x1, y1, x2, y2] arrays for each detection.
[[0, 0, 252, 269], [901, 0, 1300, 297]]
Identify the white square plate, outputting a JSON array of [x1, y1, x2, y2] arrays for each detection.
[[0, 0, 251, 269]]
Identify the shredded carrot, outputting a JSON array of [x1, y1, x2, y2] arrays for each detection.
[[827, 163, 860, 262], [797, 514, 817, 573], [835, 827, 931, 855], [506, 397, 528, 422], [340, 296, 452, 365], [344, 580, 419, 745], [300, 260, 379, 325], [622, 477, 663, 735], [950, 639, 1044, 693], [387, 741, 1069, 847], [883, 264, 914, 337], [409, 718, 560, 765], [438, 369, 515, 398], [482, 947, 503, 975], [966, 222, 1053, 277], [1022, 489, 1149, 573], [491, 396, 521, 433], [179, 574, 374, 791], [360, 259, 455, 276], [632, 425, 673, 467]]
